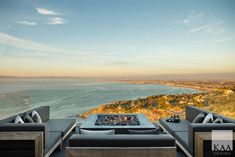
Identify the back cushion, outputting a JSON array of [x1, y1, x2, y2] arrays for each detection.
[[192, 112, 206, 123], [0, 106, 50, 124], [186, 105, 209, 122], [0, 116, 16, 124], [26, 106, 50, 122], [186, 106, 235, 124], [211, 113, 235, 123], [220, 115, 235, 123]]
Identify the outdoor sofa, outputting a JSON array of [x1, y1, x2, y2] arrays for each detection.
[[0, 106, 76, 157], [159, 105, 235, 157], [66, 130, 176, 157]]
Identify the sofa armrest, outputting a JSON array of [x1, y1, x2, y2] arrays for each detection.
[[0, 123, 48, 148], [188, 123, 235, 150]]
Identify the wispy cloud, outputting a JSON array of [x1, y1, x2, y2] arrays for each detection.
[[178, 11, 226, 35], [17, 20, 37, 26], [36, 7, 59, 16], [187, 25, 209, 33], [36, 7, 67, 25], [196, 37, 232, 44], [0, 32, 65, 52], [177, 11, 203, 26], [187, 24, 226, 34], [213, 38, 232, 43], [48, 17, 67, 25]]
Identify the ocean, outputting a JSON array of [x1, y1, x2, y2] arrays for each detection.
[[0, 78, 200, 122]]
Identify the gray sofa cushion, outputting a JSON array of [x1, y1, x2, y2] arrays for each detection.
[[44, 131, 61, 155], [0, 106, 50, 124], [186, 105, 235, 123], [192, 112, 205, 123], [31, 110, 42, 123], [23, 106, 50, 123], [174, 131, 193, 155], [186, 105, 210, 122], [33, 106, 50, 122], [215, 114, 235, 123], [202, 113, 213, 123], [129, 128, 159, 134], [46, 119, 76, 136], [22, 113, 34, 123], [213, 117, 223, 123], [69, 134, 175, 147], [14, 115, 24, 124], [159, 118, 190, 134], [80, 129, 114, 135]]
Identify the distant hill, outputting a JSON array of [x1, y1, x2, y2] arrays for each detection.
[[0, 75, 19, 78], [0, 73, 235, 81], [124, 73, 235, 81]]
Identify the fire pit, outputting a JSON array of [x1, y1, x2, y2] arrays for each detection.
[[80, 114, 156, 134], [95, 115, 140, 126]]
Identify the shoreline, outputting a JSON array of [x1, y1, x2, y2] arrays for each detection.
[[79, 80, 235, 121], [109, 80, 216, 92]]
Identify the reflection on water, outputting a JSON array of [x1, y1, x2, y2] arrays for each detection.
[[0, 92, 30, 118]]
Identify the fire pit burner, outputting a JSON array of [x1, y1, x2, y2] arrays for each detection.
[[95, 115, 140, 126], [80, 114, 156, 134]]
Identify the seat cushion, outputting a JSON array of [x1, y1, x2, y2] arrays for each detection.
[[174, 131, 193, 155], [129, 128, 160, 134], [159, 118, 190, 135], [69, 134, 175, 147], [44, 132, 61, 155], [46, 119, 76, 136]]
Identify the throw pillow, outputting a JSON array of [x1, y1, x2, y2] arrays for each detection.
[[23, 113, 35, 123], [80, 129, 114, 135], [31, 110, 42, 123], [14, 115, 24, 123], [129, 128, 160, 134], [192, 112, 206, 123], [213, 117, 224, 123], [202, 113, 214, 123]]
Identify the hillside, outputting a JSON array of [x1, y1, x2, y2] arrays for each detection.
[[79, 81, 235, 122]]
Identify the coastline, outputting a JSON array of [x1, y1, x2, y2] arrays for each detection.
[[79, 80, 235, 122], [109, 80, 216, 92]]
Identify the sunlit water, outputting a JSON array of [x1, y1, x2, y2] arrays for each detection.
[[0, 78, 200, 122]]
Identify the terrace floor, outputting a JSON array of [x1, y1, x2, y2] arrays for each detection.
[[50, 125, 188, 157]]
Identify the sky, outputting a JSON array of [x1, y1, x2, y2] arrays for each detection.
[[0, 0, 235, 77]]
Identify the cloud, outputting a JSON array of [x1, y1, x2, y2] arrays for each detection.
[[36, 7, 67, 25], [36, 7, 59, 16], [187, 25, 209, 33], [48, 17, 67, 25], [196, 37, 232, 44], [0, 32, 66, 52], [178, 11, 226, 35], [18, 21, 37, 26], [213, 38, 232, 43], [177, 11, 203, 26], [187, 24, 225, 34]]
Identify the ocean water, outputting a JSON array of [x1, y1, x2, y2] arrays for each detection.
[[0, 78, 199, 122]]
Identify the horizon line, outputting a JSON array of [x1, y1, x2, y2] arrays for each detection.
[[1, 72, 235, 81]]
